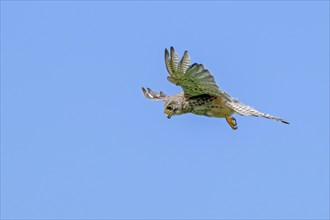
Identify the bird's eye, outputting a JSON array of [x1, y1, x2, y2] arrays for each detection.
[[167, 105, 173, 110]]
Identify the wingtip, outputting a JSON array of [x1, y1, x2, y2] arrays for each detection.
[[182, 50, 190, 59], [141, 87, 150, 99], [165, 48, 169, 59], [142, 87, 148, 95], [170, 46, 175, 54]]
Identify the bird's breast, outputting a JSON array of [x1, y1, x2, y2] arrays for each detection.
[[189, 95, 234, 118]]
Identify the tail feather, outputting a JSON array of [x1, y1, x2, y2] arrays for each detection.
[[227, 100, 289, 124]]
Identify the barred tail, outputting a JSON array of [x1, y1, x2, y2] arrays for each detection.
[[227, 100, 289, 124], [255, 112, 289, 124]]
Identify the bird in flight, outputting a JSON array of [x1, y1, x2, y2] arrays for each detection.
[[142, 47, 289, 130]]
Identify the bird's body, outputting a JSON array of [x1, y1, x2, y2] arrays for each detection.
[[142, 47, 288, 130], [170, 92, 233, 117], [190, 94, 234, 117]]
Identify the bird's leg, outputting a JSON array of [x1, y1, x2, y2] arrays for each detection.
[[225, 116, 238, 130]]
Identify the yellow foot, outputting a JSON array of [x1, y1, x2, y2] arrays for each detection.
[[225, 116, 238, 130]]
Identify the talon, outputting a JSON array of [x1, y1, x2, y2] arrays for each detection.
[[226, 116, 238, 130]]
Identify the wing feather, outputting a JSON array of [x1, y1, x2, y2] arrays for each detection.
[[142, 87, 168, 101], [164, 49, 173, 76], [164, 48, 230, 99], [177, 51, 190, 74], [170, 47, 179, 73]]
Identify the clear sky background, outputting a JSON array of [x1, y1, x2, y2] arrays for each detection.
[[1, 1, 329, 219]]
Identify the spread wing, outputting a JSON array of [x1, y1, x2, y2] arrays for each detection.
[[165, 47, 230, 99]]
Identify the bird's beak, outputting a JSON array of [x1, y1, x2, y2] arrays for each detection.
[[165, 111, 172, 119]]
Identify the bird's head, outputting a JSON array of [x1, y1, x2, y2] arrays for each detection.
[[163, 96, 186, 119]]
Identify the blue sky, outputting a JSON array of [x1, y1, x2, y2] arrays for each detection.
[[1, 1, 329, 219]]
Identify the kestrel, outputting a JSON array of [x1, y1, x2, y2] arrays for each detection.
[[142, 47, 289, 130]]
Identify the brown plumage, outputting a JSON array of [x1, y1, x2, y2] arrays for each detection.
[[142, 47, 289, 130]]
